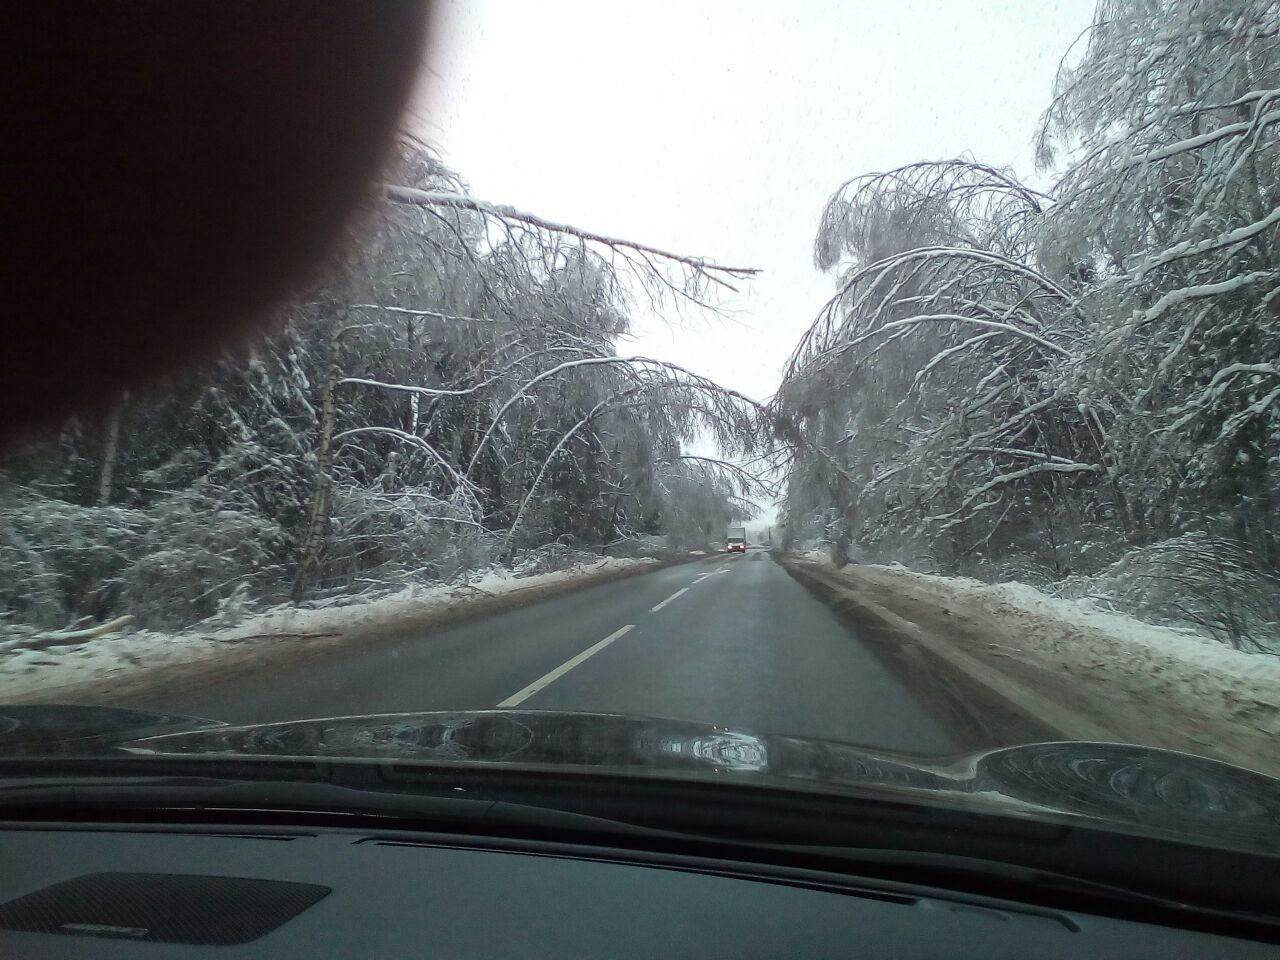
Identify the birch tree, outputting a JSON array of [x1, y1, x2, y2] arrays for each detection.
[[777, 160, 1111, 573], [775, 0, 1280, 648], [0, 138, 769, 630], [1037, 0, 1280, 562]]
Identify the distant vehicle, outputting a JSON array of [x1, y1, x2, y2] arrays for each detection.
[[726, 526, 747, 553]]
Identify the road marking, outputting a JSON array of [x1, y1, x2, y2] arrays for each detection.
[[496, 624, 635, 708], [650, 587, 688, 612]]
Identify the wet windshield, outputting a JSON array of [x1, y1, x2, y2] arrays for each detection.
[[2, 1, 1278, 849]]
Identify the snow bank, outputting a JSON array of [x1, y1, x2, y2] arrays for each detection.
[[1, 557, 658, 703], [842, 561, 1280, 774]]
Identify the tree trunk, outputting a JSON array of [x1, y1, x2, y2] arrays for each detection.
[[825, 472, 857, 568], [291, 340, 340, 603], [404, 316, 420, 435], [502, 401, 608, 560], [605, 492, 623, 542], [96, 391, 127, 506]]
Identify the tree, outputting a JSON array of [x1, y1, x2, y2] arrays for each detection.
[[0, 139, 769, 633], [777, 160, 1109, 574], [774, 0, 1280, 648], [1037, 0, 1280, 562]]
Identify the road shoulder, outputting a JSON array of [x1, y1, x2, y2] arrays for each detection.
[[778, 554, 1279, 777], [777, 555, 1065, 750]]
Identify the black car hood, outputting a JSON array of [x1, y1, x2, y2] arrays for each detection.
[[2, 705, 1279, 852]]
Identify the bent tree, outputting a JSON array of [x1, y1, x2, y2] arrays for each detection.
[[776, 0, 1280, 597], [0, 140, 775, 630], [287, 142, 773, 598]]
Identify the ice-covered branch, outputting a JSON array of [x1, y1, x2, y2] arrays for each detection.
[[1137, 206, 1280, 277], [352, 303, 499, 323], [333, 427, 475, 496], [1133, 272, 1277, 330], [384, 184, 760, 291], [843, 313, 1072, 358]]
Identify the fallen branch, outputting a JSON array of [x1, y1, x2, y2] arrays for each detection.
[[25, 615, 135, 651]]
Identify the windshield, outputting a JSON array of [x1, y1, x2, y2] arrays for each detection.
[[3, 0, 1279, 855]]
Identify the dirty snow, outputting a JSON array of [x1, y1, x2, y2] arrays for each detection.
[[805, 554, 1280, 775], [0, 557, 658, 703]]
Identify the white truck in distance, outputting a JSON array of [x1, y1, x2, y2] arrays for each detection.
[[726, 526, 747, 554]]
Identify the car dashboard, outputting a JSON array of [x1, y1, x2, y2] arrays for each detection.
[[0, 821, 1272, 958]]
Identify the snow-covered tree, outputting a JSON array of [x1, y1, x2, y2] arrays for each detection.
[[777, 160, 1112, 574], [776, 0, 1280, 649], [1037, 0, 1280, 563], [0, 140, 767, 632]]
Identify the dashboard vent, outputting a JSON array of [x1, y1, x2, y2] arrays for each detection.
[[0, 872, 329, 945]]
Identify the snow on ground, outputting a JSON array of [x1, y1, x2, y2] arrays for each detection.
[[0, 557, 658, 703], [802, 552, 1280, 774]]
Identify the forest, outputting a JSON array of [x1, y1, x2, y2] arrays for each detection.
[[775, 0, 1280, 651], [2, 0, 1278, 656], [0, 142, 769, 634]]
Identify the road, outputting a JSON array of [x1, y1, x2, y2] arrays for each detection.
[[163, 551, 963, 754]]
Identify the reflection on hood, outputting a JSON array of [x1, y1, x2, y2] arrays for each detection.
[[2, 705, 1279, 854]]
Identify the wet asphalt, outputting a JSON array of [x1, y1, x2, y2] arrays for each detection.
[[163, 550, 959, 753]]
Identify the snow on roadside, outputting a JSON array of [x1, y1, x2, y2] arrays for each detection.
[[842, 559, 1280, 769], [0, 557, 658, 702]]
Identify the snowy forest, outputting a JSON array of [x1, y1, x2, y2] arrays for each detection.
[[775, 0, 1280, 651], [3, 0, 1279, 657], [0, 141, 770, 634]]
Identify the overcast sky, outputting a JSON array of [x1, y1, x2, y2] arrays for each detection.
[[413, 0, 1096, 404]]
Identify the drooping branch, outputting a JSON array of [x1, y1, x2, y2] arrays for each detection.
[[384, 184, 760, 292], [464, 355, 769, 477], [661, 454, 781, 499], [351, 303, 500, 323], [840, 313, 1073, 359], [332, 426, 477, 500], [340, 348, 591, 399], [501, 395, 628, 556]]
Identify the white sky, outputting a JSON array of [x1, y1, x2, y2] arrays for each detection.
[[413, 0, 1096, 404]]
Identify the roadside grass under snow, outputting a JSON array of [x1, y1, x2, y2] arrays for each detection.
[[801, 552, 1280, 775], [0, 557, 659, 703]]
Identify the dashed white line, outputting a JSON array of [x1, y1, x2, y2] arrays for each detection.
[[495, 562, 730, 708], [496, 624, 635, 708], [650, 587, 689, 612]]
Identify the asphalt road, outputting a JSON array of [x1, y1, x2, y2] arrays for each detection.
[[165, 551, 962, 754]]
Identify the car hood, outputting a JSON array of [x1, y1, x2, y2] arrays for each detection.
[[2, 705, 1278, 852]]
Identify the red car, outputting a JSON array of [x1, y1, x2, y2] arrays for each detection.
[[726, 538, 747, 554]]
